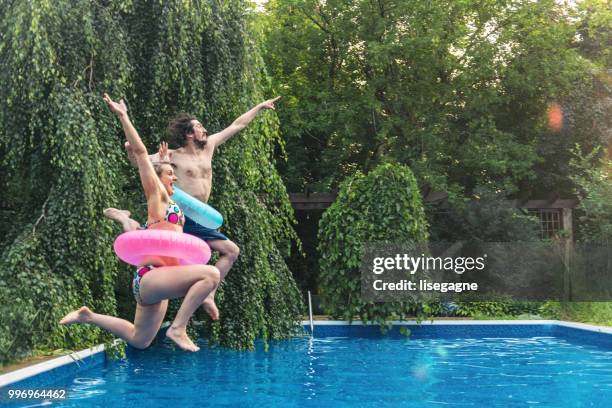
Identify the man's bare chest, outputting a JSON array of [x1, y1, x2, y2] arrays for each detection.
[[173, 155, 212, 180]]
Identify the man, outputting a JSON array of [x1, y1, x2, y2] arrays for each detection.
[[104, 96, 281, 320]]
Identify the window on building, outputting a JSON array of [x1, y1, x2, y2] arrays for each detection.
[[528, 209, 563, 239]]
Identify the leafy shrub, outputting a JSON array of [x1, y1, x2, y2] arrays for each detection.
[[455, 298, 541, 318], [317, 163, 429, 322], [540, 301, 612, 326]]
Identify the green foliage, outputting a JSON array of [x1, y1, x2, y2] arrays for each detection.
[[262, 0, 590, 198], [428, 187, 541, 242], [575, 0, 612, 69], [571, 148, 612, 242], [538, 301, 563, 320], [317, 163, 429, 322], [0, 0, 303, 364], [540, 302, 612, 326], [536, 0, 611, 197], [455, 299, 541, 318], [0, 0, 127, 365]]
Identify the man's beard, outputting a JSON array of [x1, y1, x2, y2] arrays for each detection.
[[194, 139, 207, 149]]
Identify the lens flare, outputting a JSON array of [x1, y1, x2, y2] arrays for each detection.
[[547, 103, 563, 132], [412, 364, 430, 382], [436, 346, 448, 358]]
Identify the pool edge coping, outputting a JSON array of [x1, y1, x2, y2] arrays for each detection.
[[2, 319, 611, 388], [300, 319, 612, 335], [0, 344, 106, 388]]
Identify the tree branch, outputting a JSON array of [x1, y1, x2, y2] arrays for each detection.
[[32, 196, 50, 234]]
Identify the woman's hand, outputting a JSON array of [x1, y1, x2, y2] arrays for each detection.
[[103, 93, 128, 117], [158, 141, 171, 162]]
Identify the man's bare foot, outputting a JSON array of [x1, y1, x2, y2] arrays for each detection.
[[60, 306, 93, 325], [103, 208, 140, 232], [166, 326, 200, 352], [202, 299, 219, 320]]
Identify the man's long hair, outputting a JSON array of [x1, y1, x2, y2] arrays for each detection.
[[167, 113, 206, 149]]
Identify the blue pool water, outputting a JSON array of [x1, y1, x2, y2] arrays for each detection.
[[7, 324, 612, 407]]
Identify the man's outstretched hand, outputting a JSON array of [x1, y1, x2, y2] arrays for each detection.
[[259, 96, 281, 110]]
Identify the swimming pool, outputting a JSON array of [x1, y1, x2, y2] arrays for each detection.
[[2, 321, 612, 407]]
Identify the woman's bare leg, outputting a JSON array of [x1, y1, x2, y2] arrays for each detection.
[[139, 264, 220, 351], [60, 301, 167, 349], [61, 265, 219, 352]]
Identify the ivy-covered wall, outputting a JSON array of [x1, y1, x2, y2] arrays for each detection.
[[0, 0, 303, 364]]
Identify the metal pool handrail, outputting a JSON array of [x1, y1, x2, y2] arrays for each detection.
[[307, 290, 314, 335]]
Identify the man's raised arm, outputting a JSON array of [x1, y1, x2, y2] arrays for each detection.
[[207, 96, 280, 148]]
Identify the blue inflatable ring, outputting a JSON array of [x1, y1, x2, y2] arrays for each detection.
[[171, 185, 224, 229]]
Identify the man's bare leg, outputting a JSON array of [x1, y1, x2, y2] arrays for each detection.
[[103, 208, 140, 232], [203, 239, 240, 320]]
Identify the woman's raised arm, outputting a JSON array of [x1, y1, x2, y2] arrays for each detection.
[[103, 93, 159, 197]]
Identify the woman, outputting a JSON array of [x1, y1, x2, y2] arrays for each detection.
[[60, 94, 220, 352]]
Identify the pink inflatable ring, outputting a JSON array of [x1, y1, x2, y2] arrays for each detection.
[[113, 230, 211, 266]]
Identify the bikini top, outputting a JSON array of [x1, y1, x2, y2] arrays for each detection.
[[144, 199, 185, 229]]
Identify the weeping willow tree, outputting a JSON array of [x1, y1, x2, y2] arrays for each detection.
[[0, 0, 303, 364]]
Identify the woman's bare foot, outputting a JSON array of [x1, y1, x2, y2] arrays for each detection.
[[103, 208, 140, 232], [60, 306, 93, 325], [166, 326, 200, 352], [202, 299, 219, 321]]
